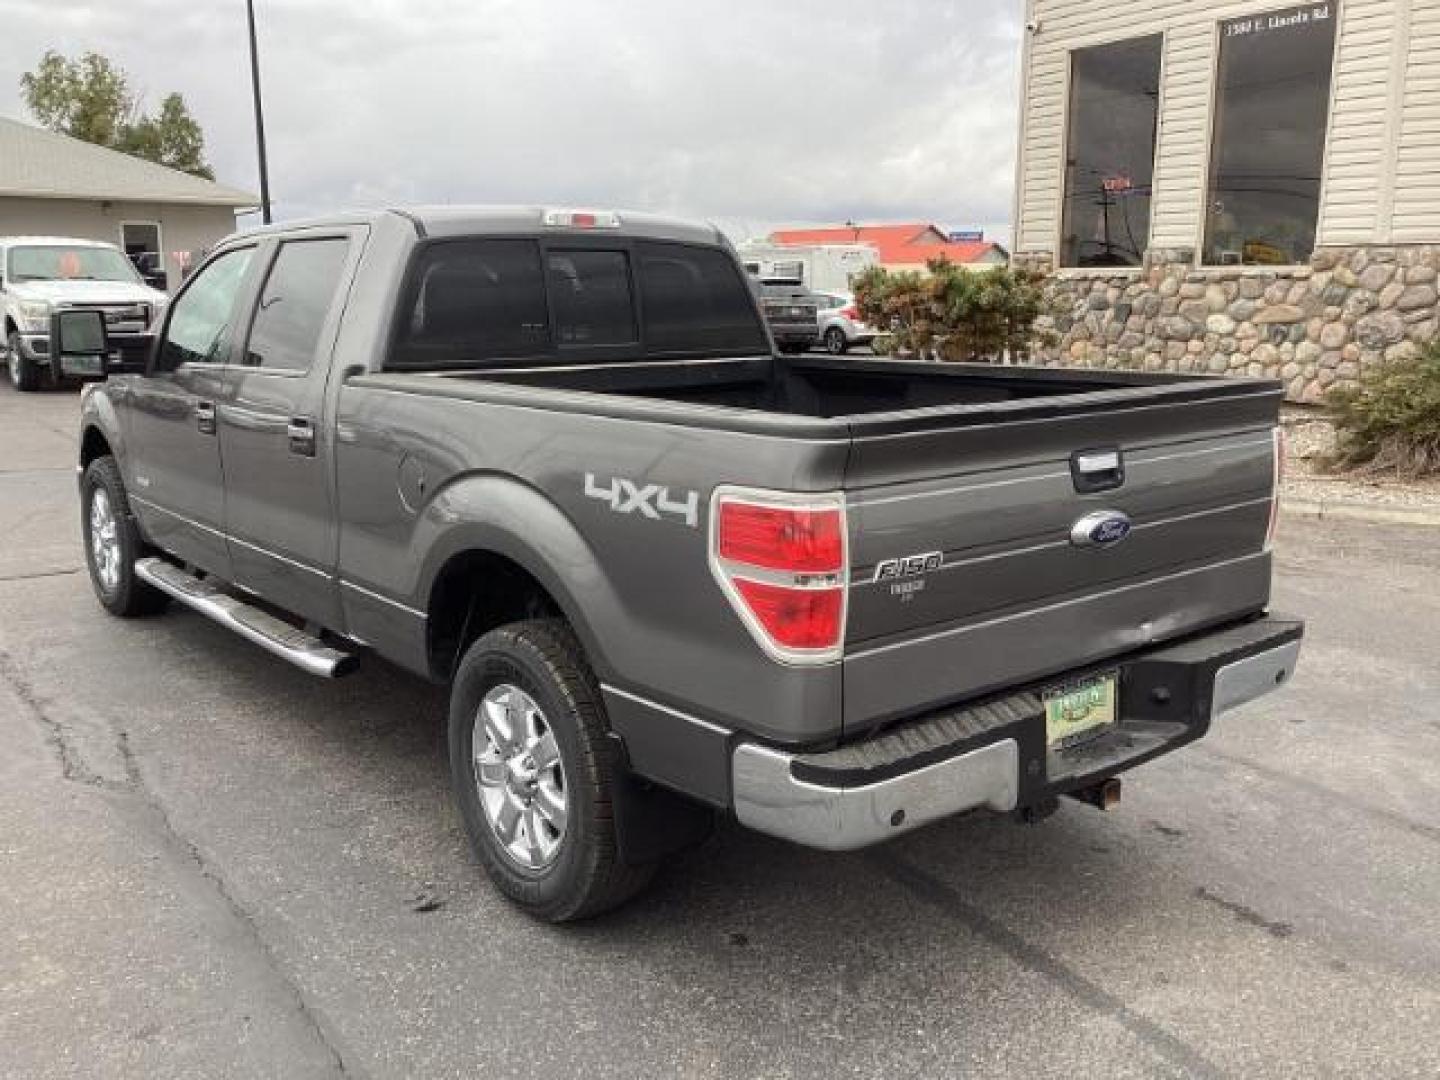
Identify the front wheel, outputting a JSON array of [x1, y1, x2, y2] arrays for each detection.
[[449, 619, 655, 921], [81, 456, 169, 616], [7, 331, 40, 392], [823, 327, 849, 355]]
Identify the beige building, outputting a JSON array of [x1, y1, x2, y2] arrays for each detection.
[[0, 117, 256, 291], [1013, 1, 1440, 401]]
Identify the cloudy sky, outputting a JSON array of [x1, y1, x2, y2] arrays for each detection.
[[0, 0, 1023, 243]]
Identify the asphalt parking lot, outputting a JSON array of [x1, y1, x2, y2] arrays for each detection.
[[2, 382, 1438, 1080]]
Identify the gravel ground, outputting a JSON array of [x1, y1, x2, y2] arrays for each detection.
[[1281, 407, 1440, 510]]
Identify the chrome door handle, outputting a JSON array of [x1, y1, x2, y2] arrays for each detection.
[[287, 416, 316, 457], [195, 400, 216, 435]]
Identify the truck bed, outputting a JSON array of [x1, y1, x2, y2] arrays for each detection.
[[436, 354, 1267, 424], [358, 355, 1281, 739]]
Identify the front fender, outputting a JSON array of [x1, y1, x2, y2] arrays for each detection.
[[79, 384, 127, 474], [413, 473, 624, 680]]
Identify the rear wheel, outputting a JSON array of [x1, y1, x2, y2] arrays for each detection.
[[81, 456, 169, 616], [824, 327, 849, 355], [7, 331, 40, 392], [449, 619, 655, 921]]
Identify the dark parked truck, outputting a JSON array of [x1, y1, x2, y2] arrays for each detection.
[[755, 278, 819, 353], [66, 207, 1302, 921]]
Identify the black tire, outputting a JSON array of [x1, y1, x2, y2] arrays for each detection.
[[823, 327, 849, 355], [449, 619, 655, 921], [81, 456, 169, 617], [7, 330, 40, 392]]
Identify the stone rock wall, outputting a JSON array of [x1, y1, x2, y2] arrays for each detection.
[[1020, 246, 1440, 402]]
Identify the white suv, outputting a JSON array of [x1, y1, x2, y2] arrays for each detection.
[[1, 237, 168, 391], [813, 292, 878, 355]]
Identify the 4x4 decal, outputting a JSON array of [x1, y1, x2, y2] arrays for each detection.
[[585, 474, 699, 528]]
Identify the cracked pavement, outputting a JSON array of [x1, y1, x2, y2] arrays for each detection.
[[1, 383, 1438, 1078]]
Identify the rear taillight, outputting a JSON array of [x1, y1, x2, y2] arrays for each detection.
[[839, 305, 859, 321], [710, 487, 848, 664], [1265, 426, 1286, 549], [719, 502, 843, 572]]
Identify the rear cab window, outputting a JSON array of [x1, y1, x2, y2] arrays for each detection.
[[547, 249, 637, 348], [393, 239, 552, 367], [388, 236, 766, 368], [635, 241, 769, 357]]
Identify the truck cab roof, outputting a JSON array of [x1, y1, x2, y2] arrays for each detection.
[[231, 205, 727, 246]]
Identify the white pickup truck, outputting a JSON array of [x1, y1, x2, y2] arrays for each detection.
[[1, 236, 168, 391]]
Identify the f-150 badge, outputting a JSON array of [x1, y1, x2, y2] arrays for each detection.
[[873, 551, 943, 583], [585, 473, 699, 528]]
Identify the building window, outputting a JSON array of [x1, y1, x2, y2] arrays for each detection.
[[1060, 35, 1163, 268], [1203, 4, 1338, 266], [121, 221, 165, 290]]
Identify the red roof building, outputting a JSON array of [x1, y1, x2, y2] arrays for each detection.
[[769, 223, 1008, 270]]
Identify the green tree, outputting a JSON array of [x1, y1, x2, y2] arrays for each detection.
[[20, 49, 215, 180], [19, 50, 132, 147], [853, 260, 1049, 363], [118, 94, 215, 180]]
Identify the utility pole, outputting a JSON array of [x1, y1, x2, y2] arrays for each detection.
[[245, 0, 273, 224]]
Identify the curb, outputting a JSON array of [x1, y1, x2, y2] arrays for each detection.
[[1281, 497, 1440, 527]]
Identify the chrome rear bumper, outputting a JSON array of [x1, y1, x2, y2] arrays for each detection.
[[731, 617, 1302, 851], [732, 739, 1018, 851]]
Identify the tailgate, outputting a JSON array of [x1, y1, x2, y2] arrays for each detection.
[[841, 384, 1280, 733]]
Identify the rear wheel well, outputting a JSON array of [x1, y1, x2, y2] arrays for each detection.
[[80, 427, 114, 469], [427, 551, 563, 681]]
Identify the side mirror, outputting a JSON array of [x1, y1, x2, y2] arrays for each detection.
[[50, 308, 108, 379], [49, 308, 151, 378]]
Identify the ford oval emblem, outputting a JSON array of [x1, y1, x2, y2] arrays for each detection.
[[1071, 510, 1132, 548]]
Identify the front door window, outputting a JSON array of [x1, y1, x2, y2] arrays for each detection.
[[156, 248, 256, 371]]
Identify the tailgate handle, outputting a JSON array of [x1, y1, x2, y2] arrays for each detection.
[[1071, 448, 1125, 493]]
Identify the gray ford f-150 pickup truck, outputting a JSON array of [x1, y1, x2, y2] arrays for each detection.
[[65, 206, 1303, 921]]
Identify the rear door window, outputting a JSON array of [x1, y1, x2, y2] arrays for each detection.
[[393, 239, 550, 365], [546, 249, 637, 348], [637, 242, 768, 356], [242, 238, 351, 372]]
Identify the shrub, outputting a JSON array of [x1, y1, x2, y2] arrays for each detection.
[[1326, 342, 1440, 476], [852, 259, 1047, 363]]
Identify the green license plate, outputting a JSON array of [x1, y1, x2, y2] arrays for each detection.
[[1043, 672, 1118, 750]]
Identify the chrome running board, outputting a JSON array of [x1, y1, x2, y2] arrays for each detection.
[[135, 557, 358, 678]]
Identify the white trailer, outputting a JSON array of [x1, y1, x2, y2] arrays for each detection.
[[736, 241, 878, 296]]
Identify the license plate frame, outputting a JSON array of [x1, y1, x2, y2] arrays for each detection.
[[1043, 670, 1119, 751]]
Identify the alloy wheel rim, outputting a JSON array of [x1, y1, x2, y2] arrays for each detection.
[[6, 340, 18, 386], [89, 487, 122, 592], [473, 683, 569, 871], [827, 329, 845, 353]]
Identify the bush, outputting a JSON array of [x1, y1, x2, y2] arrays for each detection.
[[852, 259, 1047, 363], [1326, 342, 1440, 476]]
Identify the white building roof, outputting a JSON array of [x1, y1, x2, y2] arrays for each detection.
[[0, 116, 258, 208]]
